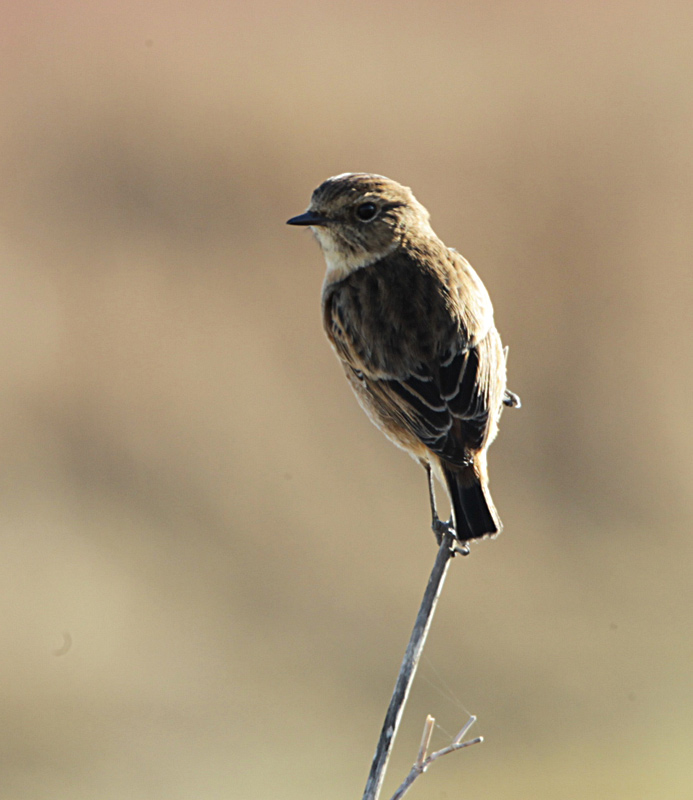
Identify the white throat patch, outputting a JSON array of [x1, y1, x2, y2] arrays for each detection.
[[314, 226, 397, 286]]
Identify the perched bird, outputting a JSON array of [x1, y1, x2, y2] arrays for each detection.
[[287, 173, 520, 548]]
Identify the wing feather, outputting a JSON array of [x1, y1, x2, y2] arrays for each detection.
[[322, 248, 504, 467], [377, 343, 491, 465]]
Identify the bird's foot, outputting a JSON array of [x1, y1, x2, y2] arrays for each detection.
[[431, 517, 470, 556], [452, 540, 470, 556], [431, 515, 453, 544]]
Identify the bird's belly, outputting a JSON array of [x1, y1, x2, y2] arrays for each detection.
[[345, 369, 431, 462]]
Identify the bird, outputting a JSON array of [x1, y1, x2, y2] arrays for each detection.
[[287, 173, 520, 550]]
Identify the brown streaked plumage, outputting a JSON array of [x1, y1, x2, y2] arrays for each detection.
[[287, 173, 520, 546]]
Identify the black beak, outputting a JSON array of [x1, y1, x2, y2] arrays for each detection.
[[286, 210, 330, 227]]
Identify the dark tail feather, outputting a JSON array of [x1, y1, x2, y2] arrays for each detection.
[[443, 465, 502, 542]]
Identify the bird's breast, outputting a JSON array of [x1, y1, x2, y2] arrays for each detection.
[[322, 255, 459, 377]]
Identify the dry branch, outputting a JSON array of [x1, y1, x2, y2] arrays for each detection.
[[389, 714, 483, 800], [361, 532, 459, 800]]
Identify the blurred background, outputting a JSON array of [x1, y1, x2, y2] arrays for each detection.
[[1, 1, 692, 798]]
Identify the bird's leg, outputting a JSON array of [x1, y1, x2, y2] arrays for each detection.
[[425, 462, 470, 557], [425, 462, 454, 544]]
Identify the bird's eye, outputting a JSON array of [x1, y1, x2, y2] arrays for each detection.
[[355, 202, 378, 222]]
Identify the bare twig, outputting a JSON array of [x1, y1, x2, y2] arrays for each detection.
[[361, 533, 456, 800], [415, 715, 435, 768], [389, 715, 483, 800]]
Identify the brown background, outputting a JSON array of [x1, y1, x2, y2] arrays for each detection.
[[1, 2, 692, 798]]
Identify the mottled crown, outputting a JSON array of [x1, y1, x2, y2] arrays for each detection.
[[311, 173, 429, 223]]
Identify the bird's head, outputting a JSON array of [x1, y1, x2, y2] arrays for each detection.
[[287, 173, 434, 281]]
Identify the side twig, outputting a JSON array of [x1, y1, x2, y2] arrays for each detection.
[[362, 533, 456, 800], [389, 714, 483, 800]]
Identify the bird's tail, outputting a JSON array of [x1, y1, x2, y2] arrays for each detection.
[[443, 463, 502, 542]]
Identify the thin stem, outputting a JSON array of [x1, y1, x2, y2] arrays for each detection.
[[415, 716, 435, 768], [361, 533, 455, 800], [388, 715, 483, 800]]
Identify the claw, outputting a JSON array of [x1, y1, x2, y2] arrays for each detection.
[[431, 516, 455, 545], [431, 516, 470, 556]]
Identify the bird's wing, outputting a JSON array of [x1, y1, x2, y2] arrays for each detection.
[[377, 341, 493, 465], [322, 251, 501, 467], [332, 336, 495, 468]]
